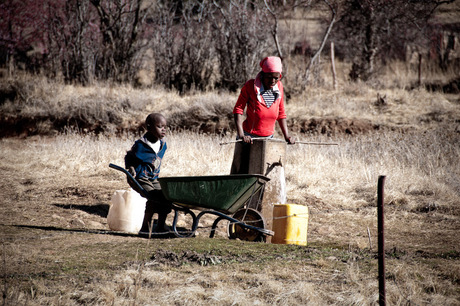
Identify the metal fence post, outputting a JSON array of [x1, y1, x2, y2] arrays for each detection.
[[378, 176, 386, 306]]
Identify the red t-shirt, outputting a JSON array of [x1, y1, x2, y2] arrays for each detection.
[[233, 76, 286, 137]]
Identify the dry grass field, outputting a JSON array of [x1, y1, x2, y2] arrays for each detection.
[[0, 59, 459, 305]]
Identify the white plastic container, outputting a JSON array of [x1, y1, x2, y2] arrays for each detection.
[[107, 189, 146, 234]]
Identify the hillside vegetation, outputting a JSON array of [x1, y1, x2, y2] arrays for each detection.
[[1, 58, 459, 137]]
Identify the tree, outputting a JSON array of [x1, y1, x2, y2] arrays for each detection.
[[149, 1, 216, 92], [45, 0, 100, 83], [211, 0, 272, 91], [332, 0, 456, 81], [0, 0, 49, 73], [89, 0, 149, 82], [0, 0, 154, 83], [3, 0, 343, 91], [303, 0, 337, 87]]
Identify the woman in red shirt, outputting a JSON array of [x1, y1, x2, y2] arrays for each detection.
[[231, 56, 295, 173], [233, 56, 295, 144]]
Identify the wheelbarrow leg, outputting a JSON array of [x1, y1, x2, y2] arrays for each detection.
[[210, 216, 227, 238], [194, 210, 274, 240], [171, 205, 198, 238]]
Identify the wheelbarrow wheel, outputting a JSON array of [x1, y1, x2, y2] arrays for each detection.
[[227, 208, 266, 242]]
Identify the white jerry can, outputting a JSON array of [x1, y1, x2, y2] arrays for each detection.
[[107, 189, 146, 234]]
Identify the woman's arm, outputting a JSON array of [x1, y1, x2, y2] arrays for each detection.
[[234, 113, 252, 143], [233, 81, 253, 144], [278, 118, 295, 144]]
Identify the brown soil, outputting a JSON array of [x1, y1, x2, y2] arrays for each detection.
[[293, 117, 379, 136]]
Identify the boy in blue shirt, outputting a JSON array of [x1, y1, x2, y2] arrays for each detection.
[[125, 113, 172, 233]]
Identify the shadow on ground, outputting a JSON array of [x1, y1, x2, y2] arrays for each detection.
[[13, 224, 178, 239], [53, 203, 109, 218]]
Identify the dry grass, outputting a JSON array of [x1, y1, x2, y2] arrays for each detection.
[[1, 65, 459, 304]]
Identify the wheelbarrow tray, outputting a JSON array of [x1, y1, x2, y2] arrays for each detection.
[[159, 174, 269, 214]]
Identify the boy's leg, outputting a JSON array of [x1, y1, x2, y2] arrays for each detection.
[[140, 200, 155, 233], [147, 189, 172, 232], [137, 178, 157, 233], [138, 178, 172, 233]]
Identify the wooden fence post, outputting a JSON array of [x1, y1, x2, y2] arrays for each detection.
[[331, 42, 337, 90], [418, 53, 422, 87]]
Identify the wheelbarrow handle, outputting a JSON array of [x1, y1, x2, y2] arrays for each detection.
[[109, 163, 150, 199]]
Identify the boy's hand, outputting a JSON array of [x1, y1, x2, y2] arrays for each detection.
[[128, 166, 136, 177]]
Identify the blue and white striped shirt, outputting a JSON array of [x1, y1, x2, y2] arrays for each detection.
[[261, 89, 276, 108], [259, 82, 280, 108]]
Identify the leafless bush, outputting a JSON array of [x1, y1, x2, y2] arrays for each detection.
[[1, 0, 158, 84], [331, 0, 456, 81], [149, 1, 216, 93], [89, 0, 147, 83], [150, 0, 274, 92], [210, 1, 272, 91], [45, 0, 100, 83]]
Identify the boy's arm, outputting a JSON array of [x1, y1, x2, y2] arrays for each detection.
[[125, 143, 141, 177]]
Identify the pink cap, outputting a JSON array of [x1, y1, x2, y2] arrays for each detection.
[[259, 56, 282, 73]]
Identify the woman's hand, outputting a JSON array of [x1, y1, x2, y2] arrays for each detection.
[[278, 118, 295, 144], [242, 135, 253, 144], [285, 136, 295, 144]]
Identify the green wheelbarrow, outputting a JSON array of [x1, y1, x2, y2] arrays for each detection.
[[109, 164, 274, 241]]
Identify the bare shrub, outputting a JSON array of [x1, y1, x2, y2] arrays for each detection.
[[211, 1, 272, 91], [89, 0, 148, 83], [149, 1, 216, 93], [0, 0, 157, 84], [331, 0, 456, 81], [167, 93, 234, 135]]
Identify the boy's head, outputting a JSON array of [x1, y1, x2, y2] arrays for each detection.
[[145, 113, 167, 140]]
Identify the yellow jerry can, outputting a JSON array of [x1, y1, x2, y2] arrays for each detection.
[[272, 204, 309, 246]]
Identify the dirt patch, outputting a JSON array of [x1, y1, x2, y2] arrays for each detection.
[[0, 115, 124, 137], [0, 113, 382, 137], [168, 103, 234, 135], [292, 117, 380, 136], [150, 250, 223, 266], [425, 77, 460, 94]]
